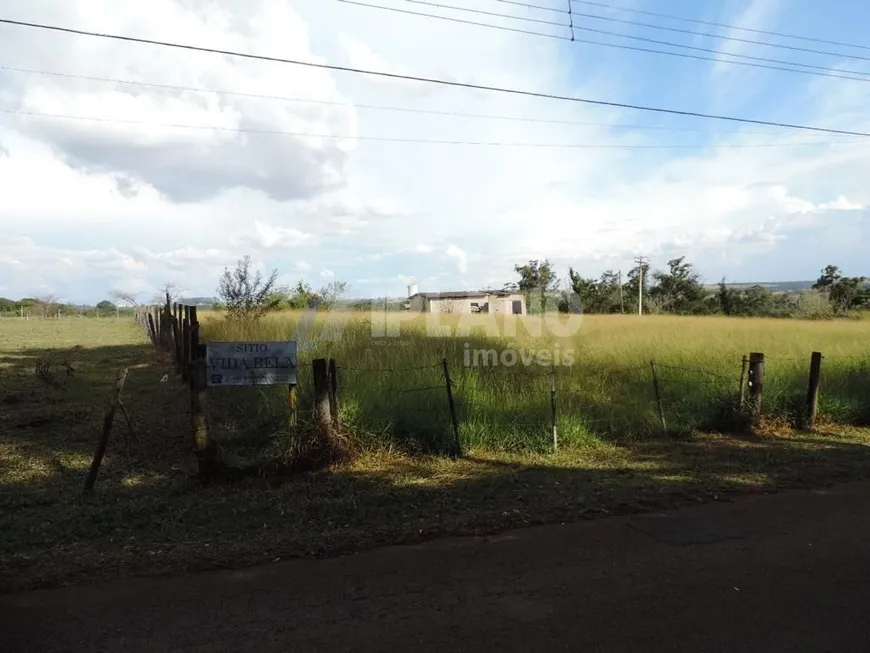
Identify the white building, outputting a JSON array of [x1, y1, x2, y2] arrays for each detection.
[[406, 285, 526, 315]]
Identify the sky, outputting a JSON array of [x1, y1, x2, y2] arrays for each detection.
[[0, 0, 868, 304]]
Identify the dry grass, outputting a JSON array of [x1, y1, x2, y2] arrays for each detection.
[[202, 311, 870, 451], [2, 314, 870, 592]]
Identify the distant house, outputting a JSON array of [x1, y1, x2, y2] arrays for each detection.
[[406, 284, 526, 315]]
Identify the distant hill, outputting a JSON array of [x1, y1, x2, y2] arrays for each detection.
[[703, 281, 815, 293]]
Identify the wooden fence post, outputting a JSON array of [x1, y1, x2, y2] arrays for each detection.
[[189, 306, 199, 379], [805, 351, 822, 430], [650, 360, 667, 436], [146, 313, 157, 348], [442, 358, 461, 458], [328, 358, 340, 429], [181, 305, 190, 384], [550, 365, 558, 452], [748, 352, 765, 426], [190, 343, 218, 480], [83, 368, 129, 493], [172, 315, 182, 374], [739, 354, 748, 408], [313, 358, 332, 437], [288, 385, 298, 427]]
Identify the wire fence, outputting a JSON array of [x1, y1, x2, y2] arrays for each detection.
[[134, 303, 870, 457]]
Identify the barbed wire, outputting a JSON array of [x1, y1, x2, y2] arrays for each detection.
[[336, 362, 441, 372], [654, 364, 738, 382], [396, 385, 446, 395]]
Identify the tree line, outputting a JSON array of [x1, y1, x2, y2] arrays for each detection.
[[508, 258, 869, 318]]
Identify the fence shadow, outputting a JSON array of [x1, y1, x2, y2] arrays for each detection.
[[4, 427, 870, 592]]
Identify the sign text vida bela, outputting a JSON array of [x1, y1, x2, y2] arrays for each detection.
[[206, 342, 297, 386]]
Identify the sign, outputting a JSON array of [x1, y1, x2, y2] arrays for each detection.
[[206, 342, 297, 386]]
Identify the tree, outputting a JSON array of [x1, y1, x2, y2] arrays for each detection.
[[110, 290, 140, 307], [812, 265, 842, 293], [36, 294, 59, 317], [514, 259, 558, 312], [439, 297, 459, 313], [318, 281, 349, 310], [96, 300, 117, 311], [152, 281, 185, 306], [217, 255, 280, 320], [812, 265, 868, 315], [648, 257, 706, 314], [568, 268, 621, 314], [717, 278, 736, 316], [284, 281, 318, 310]]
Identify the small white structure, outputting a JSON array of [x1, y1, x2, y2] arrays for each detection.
[[407, 289, 526, 315]]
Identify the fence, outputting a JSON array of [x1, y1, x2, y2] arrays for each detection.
[[136, 303, 868, 459]]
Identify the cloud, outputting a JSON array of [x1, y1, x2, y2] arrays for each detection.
[[320, 268, 335, 278], [242, 221, 313, 249], [445, 245, 468, 274], [2, 0, 355, 203], [0, 0, 869, 301]]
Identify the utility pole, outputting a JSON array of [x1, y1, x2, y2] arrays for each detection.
[[634, 256, 649, 316], [618, 270, 624, 313]]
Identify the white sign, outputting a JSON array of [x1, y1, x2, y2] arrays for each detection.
[[206, 342, 297, 387]]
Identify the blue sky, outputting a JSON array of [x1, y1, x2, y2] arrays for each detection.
[[0, 0, 868, 303]]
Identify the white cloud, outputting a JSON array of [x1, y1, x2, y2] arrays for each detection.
[[319, 268, 335, 278], [445, 245, 468, 274], [0, 0, 868, 301]]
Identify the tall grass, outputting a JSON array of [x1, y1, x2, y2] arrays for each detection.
[[200, 311, 870, 454]]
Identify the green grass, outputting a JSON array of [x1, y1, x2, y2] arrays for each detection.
[[203, 311, 870, 454], [2, 314, 870, 592]]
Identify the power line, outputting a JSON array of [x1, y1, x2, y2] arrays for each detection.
[[498, 0, 870, 64], [569, 0, 870, 53], [0, 64, 799, 136], [1, 16, 869, 137], [382, 0, 870, 81], [3, 108, 860, 148]]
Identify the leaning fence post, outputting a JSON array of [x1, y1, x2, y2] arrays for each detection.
[[83, 368, 129, 493], [441, 358, 462, 458], [313, 358, 333, 438], [550, 365, 558, 452], [650, 360, 667, 435], [805, 351, 822, 430], [146, 313, 157, 348], [748, 352, 765, 427], [328, 358, 340, 429]]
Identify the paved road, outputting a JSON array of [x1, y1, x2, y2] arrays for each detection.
[[3, 483, 869, 652]]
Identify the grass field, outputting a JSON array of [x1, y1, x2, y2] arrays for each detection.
[[203, 310, 870, 453], [2, 314, 870, 592]]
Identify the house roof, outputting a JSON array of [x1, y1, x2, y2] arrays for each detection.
[[411, 290, 518, 300]]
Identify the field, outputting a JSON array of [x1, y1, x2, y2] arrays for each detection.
[[2, 313, 870, 592], [204, 310, 870, 453]]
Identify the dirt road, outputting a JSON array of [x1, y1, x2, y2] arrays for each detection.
[[3, 482, 869, 652]]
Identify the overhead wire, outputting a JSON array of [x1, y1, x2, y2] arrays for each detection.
[[568, 0, 870, 53], [376, 0, 870, 81], [3, 108, 861, 148], [1, 16, 869, 137], [497, 0, 870, 63], [0, 64, 802, 136]]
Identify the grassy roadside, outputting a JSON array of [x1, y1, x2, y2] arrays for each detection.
[[2, 318, 870, 593]]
